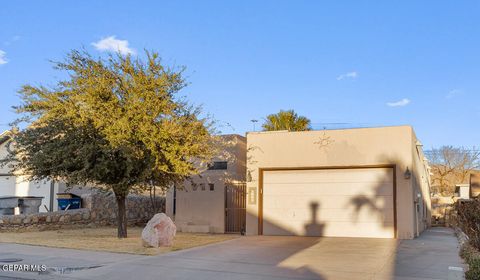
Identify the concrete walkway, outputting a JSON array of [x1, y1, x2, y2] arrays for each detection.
[[392, 227, 464, 280], [0, 227, 464, 280]]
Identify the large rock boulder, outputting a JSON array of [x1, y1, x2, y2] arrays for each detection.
[[142, 213, 176, 247]]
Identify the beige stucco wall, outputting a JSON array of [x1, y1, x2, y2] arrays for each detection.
[[246, 126, 431, 239], [166, 134, 246, 233], [410, 130, 432, 235]]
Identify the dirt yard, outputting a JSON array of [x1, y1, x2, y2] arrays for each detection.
[[0, 227, 239, 255]]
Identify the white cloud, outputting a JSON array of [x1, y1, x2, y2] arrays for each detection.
[[387, 98, 410, 107], [4, 35, 20, 46], [0, 50, 8, 65], [91, 36, 136, 55], [337, 71, 358, 80], [446, 89, 462, 99]]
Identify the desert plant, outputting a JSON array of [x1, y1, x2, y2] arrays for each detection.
[[455, 199, 480, 250], [461, 243, 480, 280], [262, 109, 311, 131], [466, 255, 480, 280]]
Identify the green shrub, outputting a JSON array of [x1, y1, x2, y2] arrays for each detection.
[[465, 257, 480, 280], [461, 244, 474, 262], [455, 199, 480, 250], [461, 243, 480, 280]]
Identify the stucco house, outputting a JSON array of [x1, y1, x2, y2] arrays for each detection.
[[166, 134, 246, 233], [167, 126, 432, 239], [0, 131, 61, 212], [246, 125, 432, 239]]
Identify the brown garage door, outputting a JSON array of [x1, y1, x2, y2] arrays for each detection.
[[261, 167, 395, 238]]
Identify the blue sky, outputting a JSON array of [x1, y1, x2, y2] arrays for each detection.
[[1, 1, 479, 148]]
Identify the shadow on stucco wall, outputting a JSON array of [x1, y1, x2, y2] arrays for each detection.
[[304, 202, 325, 236], [345, 155, 432, 278], [346, 168, 395, 235]]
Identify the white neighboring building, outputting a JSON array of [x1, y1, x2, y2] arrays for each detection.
[[455, 184, 470, 199], [0, 131, 60, 212]]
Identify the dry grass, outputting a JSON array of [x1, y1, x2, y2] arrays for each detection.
[[0, 227, 239, 255]]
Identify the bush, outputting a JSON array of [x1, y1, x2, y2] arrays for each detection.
[[455, 199, 480, 250], [461, 243, 476, 262], [465, 257, 480, 280], [461, 243, 480, 280]]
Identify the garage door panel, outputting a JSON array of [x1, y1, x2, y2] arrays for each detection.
[[264, 220, 394, 238], [263, 195, 393, 210], [323, 222, 394, 238], [264, 182, 393, 196], [319, 208, 393, 223], [262, 168, 394, 238], [264, 208, 394, 223], [264, 169, 393, 184]]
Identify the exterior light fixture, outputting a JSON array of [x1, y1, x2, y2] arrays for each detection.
[[404, 167, 411, 180]]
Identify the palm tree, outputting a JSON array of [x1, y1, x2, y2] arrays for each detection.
[[262, 110, 311, 131]]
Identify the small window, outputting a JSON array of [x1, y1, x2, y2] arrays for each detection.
[[209, 183, 214, 191], [208, 161, 227, 170], [200, 183, 205, 191], [454, 186, 460, 197]]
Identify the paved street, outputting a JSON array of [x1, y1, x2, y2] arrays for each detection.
[[0, 227, 464, 280]]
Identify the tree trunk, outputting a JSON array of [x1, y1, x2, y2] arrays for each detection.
[[149, 183, 157, 214], [115, 193, 128, 238]]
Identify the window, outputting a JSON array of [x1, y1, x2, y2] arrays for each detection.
[[454, 186, 460, 197], [200, 183, 205, 191], [209, 183, 214, 191], [208, 161, 228, 170]]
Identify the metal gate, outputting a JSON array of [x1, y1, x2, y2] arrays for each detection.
[[225, 182, 246, 233]]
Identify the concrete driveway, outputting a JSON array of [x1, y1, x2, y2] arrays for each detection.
[[0, 228, 464, 280]]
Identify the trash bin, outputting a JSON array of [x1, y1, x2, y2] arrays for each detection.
[[56, 193, 82, 210], [18, 197, 44, 214], [0, 196, 44, 215], [0, 196, 19, 215]]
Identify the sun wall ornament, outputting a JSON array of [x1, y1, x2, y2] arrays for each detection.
[[314, 131, 335, 150]]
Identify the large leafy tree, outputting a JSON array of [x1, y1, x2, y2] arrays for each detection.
[[7, 50, 216, 238], [262, 109, 311, 131]]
